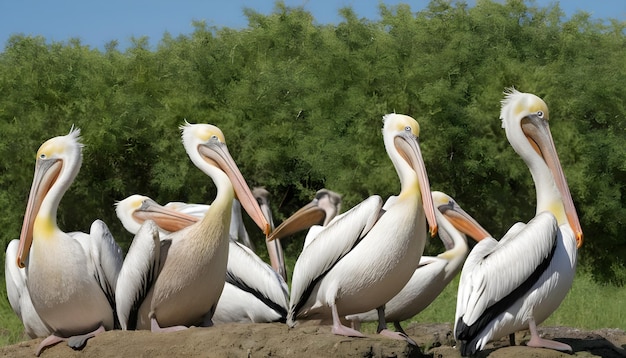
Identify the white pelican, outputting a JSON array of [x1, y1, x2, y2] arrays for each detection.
[[4, 240, 52, 339], [14, 128, 123, 356], [454, 89, 584, 355], [267, 114, 438, 343], [346, 191, 490, 333], [115, 123, 271, 331], [115, 194, 288, 324]]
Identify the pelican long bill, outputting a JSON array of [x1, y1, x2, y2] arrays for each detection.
[[132, 199, 200, 232], [394, 131, 438, 237], [17, 158, 63, 268], [521, 115, 583, 247], [267, 201, 326, 242], [198, 142, 271, 236]]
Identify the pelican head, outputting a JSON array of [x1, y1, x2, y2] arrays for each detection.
[[383, 114, 437, 237], [432, 191, 490, 249], [253, 187, 274, 229], [17, 128, 83, 268], [267, 188, 343, 242], [500, 89, 582, 247], [180, 122, 271, 236], [115, 195, 199, 235]]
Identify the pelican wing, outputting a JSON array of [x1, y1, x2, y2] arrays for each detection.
[[455, 211, 558, 338], [115, 220, 161, 330], [5, 240, 24, 319], [5, 240, 51, 338], [87, 220, 124, 309], [229, 199, 254, 250], [289, 195, 384, 319], [224, 240, 288, 319]]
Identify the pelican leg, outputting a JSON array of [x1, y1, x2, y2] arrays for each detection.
[[330, 303, 365, 338], [199, 310, 215, 328], [67, 324, 105, 351], [376, 306, 416, 346], [150, 317, 188, 332], [526, 318, 572, 352], [509, 333, 516, 346], [351, 318, 362, 331], [35, 334, 65, 356], [393, 321, 407, 335]]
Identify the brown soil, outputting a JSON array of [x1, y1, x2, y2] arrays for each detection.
[[1, 322, 625, 358]]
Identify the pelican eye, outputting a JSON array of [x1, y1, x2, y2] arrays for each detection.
[[208, 135, 221, 144], [537, 110, 544, 118], [39, 154, 46, 159], [404, 126, 411, 132]]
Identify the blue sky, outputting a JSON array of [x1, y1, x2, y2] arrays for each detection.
[[1, 1, 624, 51]]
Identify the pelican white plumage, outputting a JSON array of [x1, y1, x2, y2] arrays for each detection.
[[346, 191, 490, 333], [4, 240, 51, 339], [115, 194, 288, 324], [114, 122, 271, 331], [267, 114, 437, 343], [454, 89, 584, 355], [14, 128, 123, 356]]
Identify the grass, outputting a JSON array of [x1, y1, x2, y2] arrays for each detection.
[[1, 268, 624, 347], [0, 288, 29, 346]]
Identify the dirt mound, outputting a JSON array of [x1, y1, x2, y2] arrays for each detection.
[[2, 323, 625, 357]]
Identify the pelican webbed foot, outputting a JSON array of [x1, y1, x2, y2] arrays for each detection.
[[35, 335, 65, 356], [378, 328, 417, 346], [376, 306, 416, 345], [331, 304, 365, 338], [150, 318, 188, 333], [526, 319, 573, 353], [67, 325, 106, 350]]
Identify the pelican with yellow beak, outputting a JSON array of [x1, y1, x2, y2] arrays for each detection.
[[14, 128, 123, 356], [454, 89, 584, 355], [115, 122, 271, 331], [268, 114, 437, 343]]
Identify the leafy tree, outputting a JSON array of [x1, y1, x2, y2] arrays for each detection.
[[1, 0, 625, 287]]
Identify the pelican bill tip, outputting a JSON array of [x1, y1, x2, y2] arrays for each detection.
[[576, 232, 583, 248], [429, 225, 438, 238]]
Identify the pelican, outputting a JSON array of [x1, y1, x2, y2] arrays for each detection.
[[268, 114, 437, 343], [454, 89, 584, 355], [14, 128, 123, 356], [115, 122, 271, 331], [115, 194, 288, 324], [346, 191, 490, 333], [5, 240, 52, 339]]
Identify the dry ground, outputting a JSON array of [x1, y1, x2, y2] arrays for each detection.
[[1, 322, 625, 357]]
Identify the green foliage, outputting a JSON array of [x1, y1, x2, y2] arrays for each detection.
[[1, 0, 625, 338]]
